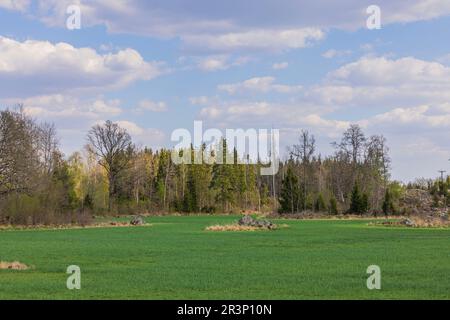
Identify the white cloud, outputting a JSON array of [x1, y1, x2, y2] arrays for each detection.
[[197, 56, 229, 71], [189, 96, 211, 106], [9, 1, 450, 53], [0, 0, 29, 11], [115, 120, 166, 147], [134, 100, 168, 113], [328, 56, 450, 86], [322, 49, 352, 59], [369, 104, 450, 128], [184, 28, 324, 52], [3, 94, 123, 119], [197, 55, 250, 72], [218, 77, 303, 94], [272, 62, 289, 70], [297, 56, 450, 110], [0, 36, 164, 98]]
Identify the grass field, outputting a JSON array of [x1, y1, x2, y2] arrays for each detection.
[[0, 215, 449, 299]]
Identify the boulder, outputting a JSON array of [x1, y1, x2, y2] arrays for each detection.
[[238, 215, 254, 226], [400, 218, 415, 227], [238, 215, 274, 229], [130, 215, 145, 226]]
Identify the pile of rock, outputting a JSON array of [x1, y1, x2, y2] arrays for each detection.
[[400, 189, 433, 215], [400, 189, 449, 217], [398, 215, 450, 228], [130, 215, 145, 226], [399, 218, 415, 227], [238, 215, 275, 229]]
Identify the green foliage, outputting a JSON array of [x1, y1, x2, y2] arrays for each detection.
[[360, 193, 369, 214], [382, 189, 395, 216], [349, 183, 368, 214], [278, 167, 301, 213], [1, 117, 395, 223], [314, 193, 327, 212], [329, 196, 339, 215]]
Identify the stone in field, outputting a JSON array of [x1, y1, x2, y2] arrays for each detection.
[[238, 215, 274, 229], [401, 218, 415, 227], [238, 215, 254, 226], [130, 215, 145, 226]]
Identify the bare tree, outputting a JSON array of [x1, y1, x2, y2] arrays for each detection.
[[87, 120, 133, 211], [365, 135, 391, 181], [334, 124, 366, 164], [0, 108, 40, 197], [38, 122, 59, 175], [290, 130, 315, 210]]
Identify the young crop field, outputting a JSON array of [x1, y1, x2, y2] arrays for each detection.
[[0, 216, 449, 299]]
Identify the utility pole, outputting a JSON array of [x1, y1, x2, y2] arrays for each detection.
[[438, 170, 446, 182]]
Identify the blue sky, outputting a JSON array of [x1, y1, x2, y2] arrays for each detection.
[[1, 0, 450, 182]]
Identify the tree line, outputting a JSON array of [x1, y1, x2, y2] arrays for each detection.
[[1, 108, 403, 225]]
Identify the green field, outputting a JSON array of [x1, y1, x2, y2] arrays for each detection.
[[0, 216, 449, 299]]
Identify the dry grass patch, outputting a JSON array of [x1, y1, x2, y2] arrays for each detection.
[[0, 261, 30, 270], [206, 224, 261, 232], [0, 221, 152, 231], [370, 217, 450, 228], [205, 223, 289, 232]]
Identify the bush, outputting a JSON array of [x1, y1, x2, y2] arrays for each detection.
[[314, 194, 327, 212], [329, 197, 339, 215]]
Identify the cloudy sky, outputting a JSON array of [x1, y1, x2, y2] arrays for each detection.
[[1, 0, 450, 182]]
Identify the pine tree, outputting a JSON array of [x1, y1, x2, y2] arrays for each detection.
[[349, 183, 362, 214], [314, 193, 327, 212], [279, 167, 301, 214], [183, 166, 198, 212], [329, 196, 338, 215], [360, 193, 369, 214], [382, 189, 395, 217]]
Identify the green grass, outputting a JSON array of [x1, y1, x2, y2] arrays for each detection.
[[0, 216, 449, 299]]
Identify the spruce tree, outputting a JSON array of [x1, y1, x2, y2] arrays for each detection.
[[382, 189, 395, 217], [314, 193, 327, 212], [349, 183, 362, 214], [329, 196, 338, 215], [279, 167, 301, 214], [360, 193, 369, 215]]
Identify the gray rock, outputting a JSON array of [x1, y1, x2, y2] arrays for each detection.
[[238, 215, 254, 226], [238, 215, 274, 229], [401, 218, 415, 227], [130, 215, 145, 226]]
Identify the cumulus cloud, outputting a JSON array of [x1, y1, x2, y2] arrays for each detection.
[[196, 55, 251, 71], [218, 77, 303, 95], [298, 56, 450, 109], [2, 0, 449, 57], [272, 62, 289, 70], [134, 100, 168, 113], [0, 36, 164, 98], [2, 94, 123, 119], [0, 0, 29, 11], [8, 1, 450, 37], [328, 56, 450, 86], [197, 56, 229, 72], [322, 49, 352, 59], [184, 28, 324, 52], [114, 120, 166, 147]]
